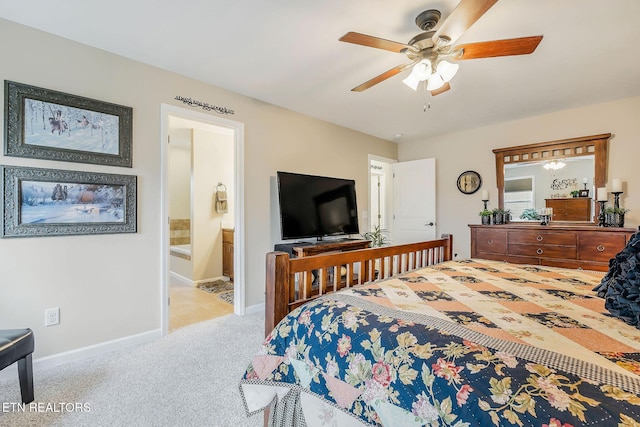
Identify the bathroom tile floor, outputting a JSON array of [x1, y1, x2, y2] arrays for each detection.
[[169, 279, 234, 332]]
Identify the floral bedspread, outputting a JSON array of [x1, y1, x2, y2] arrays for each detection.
[[240, 260, 640, 426]]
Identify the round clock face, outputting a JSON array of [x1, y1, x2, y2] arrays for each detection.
[[456, 170, 482, 194]]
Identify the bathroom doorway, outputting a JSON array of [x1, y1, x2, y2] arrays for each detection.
[[160, 104, 245, 335]]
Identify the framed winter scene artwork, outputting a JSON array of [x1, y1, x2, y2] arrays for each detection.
[[1, 165, 137, 238], [4, 80, 133, 167]]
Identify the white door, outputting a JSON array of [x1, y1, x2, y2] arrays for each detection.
[[392, 158, 436, 244]]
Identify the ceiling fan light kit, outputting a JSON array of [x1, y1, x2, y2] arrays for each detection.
[[339, 0, 543, 100], [403, 59, 459, 92], [543, 160, 566, 170]]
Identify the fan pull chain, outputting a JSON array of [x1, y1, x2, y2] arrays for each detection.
[[423, 82, 431, 111]]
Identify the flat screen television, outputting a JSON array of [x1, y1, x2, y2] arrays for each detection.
[[277, 171, 359, 241]]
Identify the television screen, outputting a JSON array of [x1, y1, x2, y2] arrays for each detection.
[[277, 171, 359, 240]]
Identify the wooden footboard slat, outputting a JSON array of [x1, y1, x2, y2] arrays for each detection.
[[265, 235, 453, 335]]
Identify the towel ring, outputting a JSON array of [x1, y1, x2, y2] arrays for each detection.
[[216, 182, 227, 192]]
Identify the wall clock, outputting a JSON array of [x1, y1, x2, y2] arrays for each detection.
[[456, 170, 482, 195]]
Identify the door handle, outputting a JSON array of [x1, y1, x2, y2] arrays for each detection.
[[425, 222, 434, 227]]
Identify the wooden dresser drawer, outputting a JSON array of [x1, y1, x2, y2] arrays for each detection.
[[474, 229, 507, 255], [508, 230, 576, 246], [509, 244, 577, 259], [578, 232, 628, 262], [470, 224, 635, 271]]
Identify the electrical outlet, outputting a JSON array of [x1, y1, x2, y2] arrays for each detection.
[[45, 307, 60, 326]]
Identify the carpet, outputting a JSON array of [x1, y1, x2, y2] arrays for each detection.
[[197, 279, 233, 294], [0, 312, 265, 426]]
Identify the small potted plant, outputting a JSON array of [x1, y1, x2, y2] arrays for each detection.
[[479, 209, 492, 225], [519, 209, 540, 221], [362, 225, 389, 248], [362, 225, 389, 279], [570, 190, 579, 198], [503, 208, 512, 224], [604, 207, 629, 227], [492, 208, 505, 225]]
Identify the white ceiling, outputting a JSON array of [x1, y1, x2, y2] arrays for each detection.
[[2, 0, 640, 144]]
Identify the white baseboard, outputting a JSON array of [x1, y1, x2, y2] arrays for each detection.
[[193, 276, 228, 285], [169, 271, 193, 286], [0, 328, 161, 382], [245, 303, 265, 315], [171, 273, 229, 287]]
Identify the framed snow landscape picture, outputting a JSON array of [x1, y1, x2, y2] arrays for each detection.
[[2, 166, 137, 238], [4, 81, 133, 167]]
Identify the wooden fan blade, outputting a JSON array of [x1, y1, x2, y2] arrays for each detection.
[[339, 32, 412, 53], [432, 0, 498, 45], [351, 63, 414, 92], [431, 82, 451, 96], [454, 36, 543, 59]]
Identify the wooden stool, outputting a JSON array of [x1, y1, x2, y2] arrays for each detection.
[[0, 329, 35, 403]]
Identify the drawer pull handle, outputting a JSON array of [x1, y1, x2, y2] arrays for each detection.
[[596, 245, 605, 252], [536, 248, 544, 255], [536, 235, 543, 242], [487, 240, 493, 245]]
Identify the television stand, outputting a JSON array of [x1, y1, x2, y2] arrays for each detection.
[[292, 239, 371, 258], [274, 239, 371, 258]]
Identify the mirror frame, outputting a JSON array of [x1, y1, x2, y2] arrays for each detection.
[[493, 133, 611, 222]]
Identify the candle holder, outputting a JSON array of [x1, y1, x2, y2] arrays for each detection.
[[597, 200, 607, 227], [539, 213, 551, 226], [611, 191, 623, 209], [482, 199, 488, 211]]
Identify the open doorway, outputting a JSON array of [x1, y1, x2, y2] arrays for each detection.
[[160, 104, 245, 335]]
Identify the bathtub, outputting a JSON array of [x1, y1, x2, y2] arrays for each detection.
[[170, 244, 191, 259], [170, 244, 193, 285]]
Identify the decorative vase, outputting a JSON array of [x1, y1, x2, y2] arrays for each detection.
[[481, 215, 491, 225], [606, 213, 625, 228], [493, 213, 504, 225]]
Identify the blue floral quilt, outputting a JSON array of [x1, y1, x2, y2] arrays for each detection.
[[240, 260, 640, 427]]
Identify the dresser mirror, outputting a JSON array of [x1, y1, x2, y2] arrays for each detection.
[[493, 133, 611, 223]]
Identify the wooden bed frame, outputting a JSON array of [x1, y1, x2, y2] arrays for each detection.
[[264, 235, 453, 335]]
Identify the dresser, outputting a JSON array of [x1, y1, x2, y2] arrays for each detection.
[[469, 224, 635, 271], [222, 228, 234, 280], [545, 198, 591, 221]]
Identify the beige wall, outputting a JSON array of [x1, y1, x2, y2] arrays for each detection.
[[168, 129, 191, 220], [399, 96, 640, 259], [0, 18, 397, 358], [192, 128, 234, 282]]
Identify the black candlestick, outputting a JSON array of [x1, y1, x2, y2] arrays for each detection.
[[611, 191, 623, 209], [597, 200, 607, 227], [482, 199, 488, 210]]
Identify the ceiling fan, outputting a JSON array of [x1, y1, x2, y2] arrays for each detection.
[[339, 0, 543, 96]]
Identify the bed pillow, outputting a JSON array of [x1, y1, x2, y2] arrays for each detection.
[[593, 230, 640, 328]]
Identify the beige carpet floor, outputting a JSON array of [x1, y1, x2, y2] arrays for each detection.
[[0, 312, 265, 427]]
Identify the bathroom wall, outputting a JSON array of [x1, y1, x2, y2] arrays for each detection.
[[169, 127, 192, 247], [192, 128, 234, 282]]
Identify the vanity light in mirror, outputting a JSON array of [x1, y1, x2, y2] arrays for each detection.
[[543, 160, 566, 170]]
